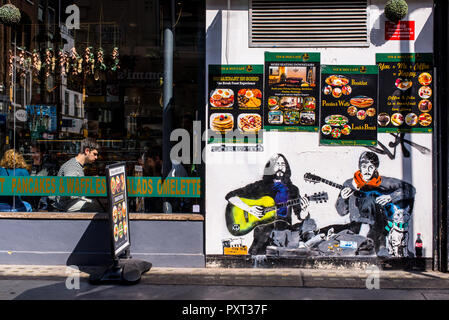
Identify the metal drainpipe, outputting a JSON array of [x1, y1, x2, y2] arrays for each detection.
[[162, 0, 175, 213]]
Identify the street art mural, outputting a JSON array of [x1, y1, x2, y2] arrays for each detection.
[[222, 151, 416, 258], [205, 133, 431, 261], [225, 153, 327, 255], [302, 151, 416, 257]]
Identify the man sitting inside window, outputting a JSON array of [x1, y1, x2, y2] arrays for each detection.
[[55, 138, 104, 212]]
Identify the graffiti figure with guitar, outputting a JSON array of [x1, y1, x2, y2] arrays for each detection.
[[225, 154, 328, 255], [305, 151, 416, 257]]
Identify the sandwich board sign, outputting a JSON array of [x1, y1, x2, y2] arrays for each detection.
[[106, 162, 130, 257], [90, 162, 151, 285]]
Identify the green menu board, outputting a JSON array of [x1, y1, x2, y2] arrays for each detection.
[[264, 52, 321, 132], [320, 65, 378, 146], [208, 65, 264, 144], [376, 53, 434, 133]]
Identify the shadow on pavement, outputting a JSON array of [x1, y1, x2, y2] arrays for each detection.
[[11, 279, 446, 301], [66, 214, 113, 270]]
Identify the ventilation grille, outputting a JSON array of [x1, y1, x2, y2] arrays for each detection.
[[249, 0, 369, 47]]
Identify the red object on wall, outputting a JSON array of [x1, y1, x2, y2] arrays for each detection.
[[385, 21, 415, 40]]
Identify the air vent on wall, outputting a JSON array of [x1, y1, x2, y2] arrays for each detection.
[[249, 0, 369, 47]]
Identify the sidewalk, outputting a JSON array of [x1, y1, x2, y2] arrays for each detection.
[[1, 265, 449, 289]]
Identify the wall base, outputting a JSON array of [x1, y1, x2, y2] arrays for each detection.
[[0, 217, 205, 268], [206, 255, 433, 271]]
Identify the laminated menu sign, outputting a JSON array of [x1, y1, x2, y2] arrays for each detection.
[[106, 162, 130, 257], [376, 53, 434, 133], [320, 65, 378, 146], [208, 65, 264, 144], [264, 52, 320, 132]]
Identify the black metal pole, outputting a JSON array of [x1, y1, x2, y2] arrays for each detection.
[[433, 0, 448, 272], [162, 0, 175, 212]]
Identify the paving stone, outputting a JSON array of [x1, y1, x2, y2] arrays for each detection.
[[1, 265, 449, 289]]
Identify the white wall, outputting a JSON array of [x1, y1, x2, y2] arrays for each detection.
[[205, 0, 434, 258], [206, 0, 433, 65]]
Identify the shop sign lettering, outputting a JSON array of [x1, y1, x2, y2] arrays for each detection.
[[0, 177, 200, 198]]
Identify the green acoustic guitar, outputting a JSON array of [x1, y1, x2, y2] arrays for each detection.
[[225, 192, 328, 236]]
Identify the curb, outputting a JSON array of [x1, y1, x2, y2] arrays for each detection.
[[1, 265, 449, 289]]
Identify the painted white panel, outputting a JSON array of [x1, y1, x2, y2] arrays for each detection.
[[205, 0, 434, 258], [205, 133, 432, 257], [206, 0, 433, 66]]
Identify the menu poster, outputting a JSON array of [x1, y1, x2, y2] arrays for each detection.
[[376, 53, 434, 133], [320, 65, 378, 146], [264, 52, 320, 132], [208, 65, 264, 144], [106, 162, 130, 258]]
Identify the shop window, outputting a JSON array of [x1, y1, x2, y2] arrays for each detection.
[[249, 0, 369, 47], [0, 0, 205, 214]]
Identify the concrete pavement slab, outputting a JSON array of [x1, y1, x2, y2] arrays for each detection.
[[1, 265, 449, 290], [0, 279, 445, 300]]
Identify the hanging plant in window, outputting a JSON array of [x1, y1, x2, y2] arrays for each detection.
[[84, 47, 95, 76], [0, 3, 21, 26], [65, 50, 71, 75], [42, 48, 57, 92], [32, 50, 42, 80], [384, 0, 408, 22], [94, 48, 107, 81], [58, 49, 68, 77], [18, 47, 29, 80], [70, 47, 82, 76], [43, 48, 53, 78], [8, 49, 13, 79], [111, 47, 120, 71], [51, 50, 56, 73], [82, 46, 95, 77]]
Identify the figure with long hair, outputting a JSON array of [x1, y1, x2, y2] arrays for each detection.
[[0, 149, 33, 212], [226, 154, 314, 255]]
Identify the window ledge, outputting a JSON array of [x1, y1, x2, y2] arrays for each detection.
[[0, 212, 204, 221]]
